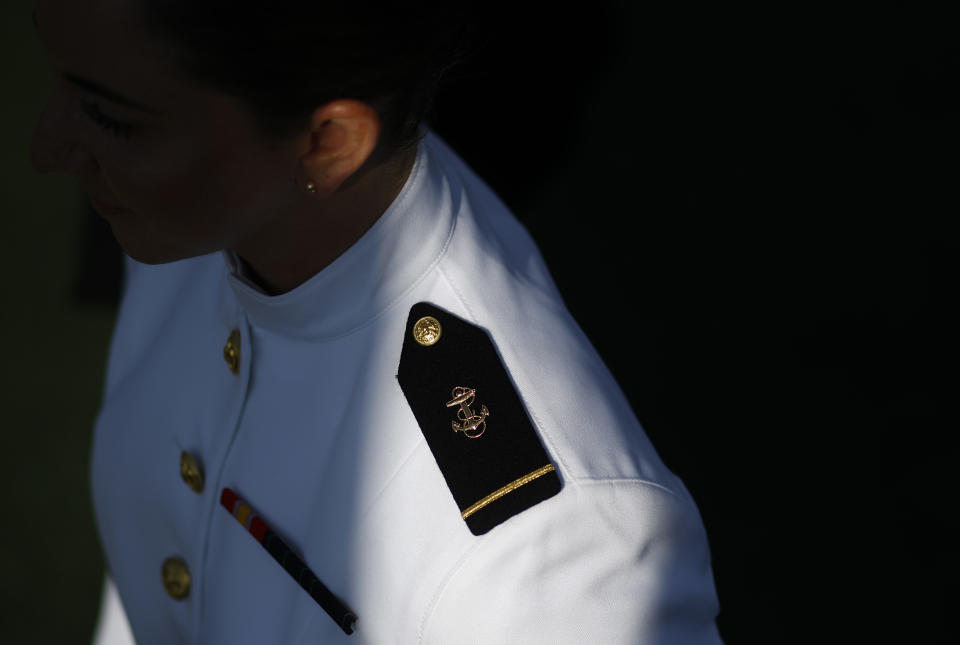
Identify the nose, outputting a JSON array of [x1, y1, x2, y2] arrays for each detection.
[[30, 86, 97, 175]]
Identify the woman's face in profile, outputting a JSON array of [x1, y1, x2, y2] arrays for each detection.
[[31, 0, 302, 264]]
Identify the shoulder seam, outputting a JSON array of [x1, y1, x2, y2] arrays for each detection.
[[415, 475, 693, 643], [565, 476, 683, 499], [417, 540, 483, 645]]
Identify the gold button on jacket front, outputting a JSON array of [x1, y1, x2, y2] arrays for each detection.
[[223, 329, 241, 374], [179, 451, 204, 493], [161, 557, 191, 600]]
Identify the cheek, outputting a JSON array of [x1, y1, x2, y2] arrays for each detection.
[[110, 136, 215, 211], [102, 135, 280, 251]]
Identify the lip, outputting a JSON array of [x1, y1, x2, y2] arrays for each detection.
[[89, 196, 131, 219]]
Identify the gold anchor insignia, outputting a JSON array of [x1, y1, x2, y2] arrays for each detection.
[[445, 386, 490, 439]]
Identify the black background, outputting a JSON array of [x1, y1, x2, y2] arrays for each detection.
[[71, 4, 957, 643]]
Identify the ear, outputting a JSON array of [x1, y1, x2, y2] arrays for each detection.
[[300, 100, 381, 196]]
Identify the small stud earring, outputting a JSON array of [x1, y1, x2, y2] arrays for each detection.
[[305, 180, 317, 194]]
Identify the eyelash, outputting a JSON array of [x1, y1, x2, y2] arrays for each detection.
[[80, 100, 136, 140]]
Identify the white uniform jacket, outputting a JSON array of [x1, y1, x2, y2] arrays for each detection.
[[91, 130, 723, 644]]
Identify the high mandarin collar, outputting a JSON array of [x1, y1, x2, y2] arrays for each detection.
[[223, 131, 456, 340]]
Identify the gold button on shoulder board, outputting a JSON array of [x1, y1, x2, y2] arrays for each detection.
[[179, 451, 204, 493], [162, 557, 191, 600], [224, 329, 241, 374], [412, 316, 442, 346]]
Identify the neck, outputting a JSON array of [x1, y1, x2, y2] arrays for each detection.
[[232, 146, 417, 295]]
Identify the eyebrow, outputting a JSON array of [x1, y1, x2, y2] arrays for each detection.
[[33, 8, 160, 115], [61, 73, 162, 115]]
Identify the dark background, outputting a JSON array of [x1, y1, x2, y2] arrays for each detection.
[[5, 2, 956, 643], [433, 6, 957, 643]]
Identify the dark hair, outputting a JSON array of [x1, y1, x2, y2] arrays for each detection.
[[139, 1, 477, 163]]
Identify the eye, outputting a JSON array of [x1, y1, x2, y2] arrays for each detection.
[[80, 100, 137, 140]]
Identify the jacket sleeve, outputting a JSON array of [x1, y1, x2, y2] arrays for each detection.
[[420, 479, 723, 645]]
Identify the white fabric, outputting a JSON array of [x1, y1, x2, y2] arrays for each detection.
[[91, 577, 136, 645], [90, 130, 722, 644]]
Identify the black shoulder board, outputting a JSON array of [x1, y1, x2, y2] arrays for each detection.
[[397, 302, 562, 535]]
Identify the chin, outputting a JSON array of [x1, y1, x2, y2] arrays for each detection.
[[108, 220, 215, 266]]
